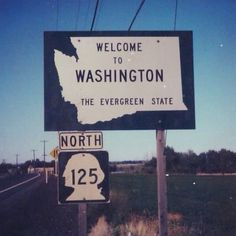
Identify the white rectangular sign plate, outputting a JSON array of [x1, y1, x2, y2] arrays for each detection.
[[59, 131, 103, 151]]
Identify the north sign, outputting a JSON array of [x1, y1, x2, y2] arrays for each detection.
[[59, 131, 103, 151]]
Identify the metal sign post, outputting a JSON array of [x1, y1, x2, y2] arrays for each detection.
[[156, 130, 168, 236], [44, 31, 195, 236], [78, 203, 87, 236]]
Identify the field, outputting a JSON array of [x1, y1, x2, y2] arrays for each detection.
[[1, 173, 236, 235], [88, 174, 236, 236]]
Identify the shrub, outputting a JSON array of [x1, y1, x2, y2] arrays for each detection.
[[89, 213, 196, 236]]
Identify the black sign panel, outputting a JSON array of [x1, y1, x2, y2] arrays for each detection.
[[44, 31, 195, 130], [58, 151, 109, 204]]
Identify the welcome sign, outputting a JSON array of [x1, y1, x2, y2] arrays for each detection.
[[44, 31, 195, 130]]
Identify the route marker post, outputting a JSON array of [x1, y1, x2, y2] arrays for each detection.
[[78, 203, 87, 236], [58, 150, 109, 236]]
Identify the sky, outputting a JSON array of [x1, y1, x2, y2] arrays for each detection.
[[0, 0, 236, 164]]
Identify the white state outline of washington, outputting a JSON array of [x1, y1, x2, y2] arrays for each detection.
[[54, 36, 187, 125]]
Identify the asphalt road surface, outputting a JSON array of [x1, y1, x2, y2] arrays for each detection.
[[0, 175, 78, 236]]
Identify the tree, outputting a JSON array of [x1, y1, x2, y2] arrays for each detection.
[[165, 146, 180, 173]]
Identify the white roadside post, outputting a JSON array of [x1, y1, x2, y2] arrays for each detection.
[[55, 159, 58, 176], [45, 168, 48, 184]]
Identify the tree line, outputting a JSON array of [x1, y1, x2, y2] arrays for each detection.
[[145, 147, 236, 174], [0, 159, 54, 175], [1, 147, 236, 175]]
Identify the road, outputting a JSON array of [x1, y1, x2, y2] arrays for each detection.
[[0, 175, 78, 236], [0, 174, 41, 203]]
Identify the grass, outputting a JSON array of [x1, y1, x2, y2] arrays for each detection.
[[88, 213, 197, 236], [167, 175, 236, 235], [88, 174, 236, 236]]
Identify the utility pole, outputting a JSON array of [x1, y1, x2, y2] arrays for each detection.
[[32, 149, 37, 173], [41, 140, 48, 175], [16, 154, 19, 167]]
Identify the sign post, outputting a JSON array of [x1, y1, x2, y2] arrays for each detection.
[[156, 130, 168, 236], [78, 203, 87, 236], [50, 147, 59, 176], [44, 31, 195, 236], [58, 151, 109, 236]]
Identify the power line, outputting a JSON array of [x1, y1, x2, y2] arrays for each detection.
[[173, 0, 178, 30], [90, 0, 100, 31], [128, 0, 146, 31], [94, 0, 103, 29], [75, 0, 81, 30]]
